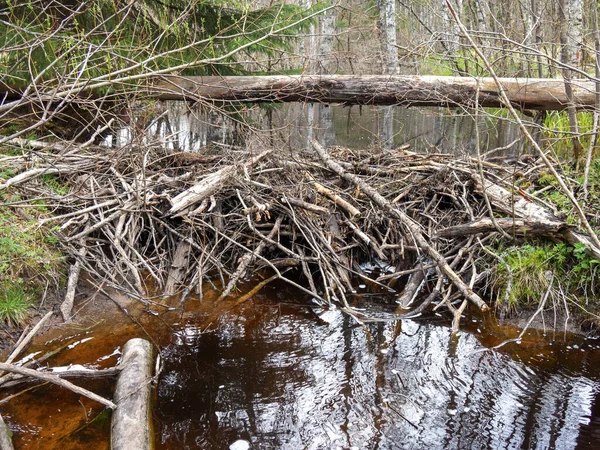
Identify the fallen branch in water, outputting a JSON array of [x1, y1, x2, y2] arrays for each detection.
[[0, 362, 116, 409]]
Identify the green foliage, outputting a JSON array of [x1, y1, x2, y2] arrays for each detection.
[[542, 111, 595, 156], [39, 174, 70, 196], [0, 0, 319, 89], [491, 241, 600, 310], [0, 282, 32, 326]]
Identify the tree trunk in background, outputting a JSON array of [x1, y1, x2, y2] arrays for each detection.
[[317, 7, 336, 75], [475, 0, 488, 56], [560, 0, 584, 163], [566, 0, 584, 69], [317, 7, 336, 147], [377, 0, 398, 148], [299, 0, 315, 149], [377, 0, 399, 75], [298, 0, 315, 72], [442, 0, 463, 63]]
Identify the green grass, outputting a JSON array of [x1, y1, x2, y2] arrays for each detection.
[[490, 241, 600, 312], [0, 282, 32, 326], [0, 198, 65, 325]]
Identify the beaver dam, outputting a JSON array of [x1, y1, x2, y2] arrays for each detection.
[[2, 135, 598, 327], [3, 127, 600, 448]]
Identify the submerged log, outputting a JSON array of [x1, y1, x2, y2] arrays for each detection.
[[111, 338, 154, 450], [150, 75, 598, 110]]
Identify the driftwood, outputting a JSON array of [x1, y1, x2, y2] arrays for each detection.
[[111, 338, 154, 450], [149, 75, 599, 110]]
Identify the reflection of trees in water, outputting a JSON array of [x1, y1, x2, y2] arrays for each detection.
[[155, 304, 600, 449], [111, 102, 522, 156]]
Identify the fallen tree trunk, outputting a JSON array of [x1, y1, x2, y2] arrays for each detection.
[[149, 75, 598, 110], [472, 175, 600, 259], [111, 338, 154, 450]]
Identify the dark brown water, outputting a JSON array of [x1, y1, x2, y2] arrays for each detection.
[[1, 287, 600, 449]]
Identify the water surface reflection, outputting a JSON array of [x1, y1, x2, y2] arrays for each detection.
[[154, 300, 600, 449]]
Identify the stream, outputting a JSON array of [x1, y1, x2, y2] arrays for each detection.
[[1, 283, 600, 449], [1, 104, 597, 449]]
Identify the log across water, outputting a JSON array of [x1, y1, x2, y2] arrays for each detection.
[[148, 75, 597, 110]]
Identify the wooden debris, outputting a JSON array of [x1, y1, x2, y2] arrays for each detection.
[[0, 415, 13, 450], [111, 338, 155, 450], [3, 135, 599, 323], [0, 363, 116, 409]]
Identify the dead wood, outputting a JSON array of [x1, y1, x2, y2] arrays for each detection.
[[473, 174, 600, 259], [437, 218, 572, 239], [0, 362, 116, 409], [312, 141, 490, 313], [6, 132, 600, 325], [149, 75, 599, 110], [0, 415, 13, 450]]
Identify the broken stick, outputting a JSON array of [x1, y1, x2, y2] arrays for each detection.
[[312, 140, 489, 312]]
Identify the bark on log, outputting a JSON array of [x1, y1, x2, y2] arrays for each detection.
[[437, 218, 572, 239], [111, 338, 154, 450], [472, 174, 600, 259], [169, 149, 273, 216], [163, 239, 192, 296], [0, 415, 13, 450], [0, 362, 116, 409], [149, 75, 598, 110]]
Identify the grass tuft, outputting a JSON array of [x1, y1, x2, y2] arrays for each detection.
[[0, 283, 31, 326]]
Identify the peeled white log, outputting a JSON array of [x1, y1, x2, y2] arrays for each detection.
[[111, 338, 154, 450]]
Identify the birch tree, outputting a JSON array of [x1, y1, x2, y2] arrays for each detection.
[[377, 0, 398, 148]]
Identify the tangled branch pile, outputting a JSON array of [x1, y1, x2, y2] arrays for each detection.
[[2, 136, 598, 325]]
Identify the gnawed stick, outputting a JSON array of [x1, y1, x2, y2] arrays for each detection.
[[217, 216, 283, 301], [163, 239, 192, 296], [169, 149, 273, 216], [61, 243, 87, 321], [0, 362, 116, 409], [280, 196, 330, 215], [437, 217, 571, 239], [1, 311, 54, 376], [312, 140, 489, 313], [395, 269, 426, 308], [309, 175, 361, 218]]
